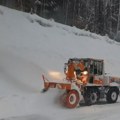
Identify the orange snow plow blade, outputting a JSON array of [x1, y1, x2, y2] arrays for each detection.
[[42, 75, 71, 91]]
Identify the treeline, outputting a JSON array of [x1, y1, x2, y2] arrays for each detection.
[[0, 0, 120, 41]]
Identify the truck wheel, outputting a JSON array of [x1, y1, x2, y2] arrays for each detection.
[[90, 93, 97, 104], [65, 90, 80, 108], [84, 92, 97, 105], [106, 87, 119, 103]]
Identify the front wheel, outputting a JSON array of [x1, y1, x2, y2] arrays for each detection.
[[64, 90, 80, 108], [106, 87, 119, 103]]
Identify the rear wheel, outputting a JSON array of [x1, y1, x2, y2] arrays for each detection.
[[64, 90, 80, 108], [90, 93, 98, 104], [84, 92, 97, 105], [106, 87, 119, 103]]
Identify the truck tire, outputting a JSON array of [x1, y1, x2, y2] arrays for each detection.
[[65, 90, 80, 108], [84, 92, 97, 105], [106, 87, 119, 103]]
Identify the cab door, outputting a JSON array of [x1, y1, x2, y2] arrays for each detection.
[[89, 60, 104, 85]]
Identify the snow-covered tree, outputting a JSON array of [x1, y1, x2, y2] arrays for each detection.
[[0, 0, 120, 40]]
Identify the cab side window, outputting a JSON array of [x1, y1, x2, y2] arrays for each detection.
[[89, 61, 103, 75], [94, 61, 103, 75]]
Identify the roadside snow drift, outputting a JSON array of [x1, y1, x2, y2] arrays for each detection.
[[0, 6, 120, 120]]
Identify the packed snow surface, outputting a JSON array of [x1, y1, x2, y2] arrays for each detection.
[[0, 6, 120, 120]]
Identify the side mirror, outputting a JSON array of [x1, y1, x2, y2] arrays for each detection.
[[64, 63, 68, 74]]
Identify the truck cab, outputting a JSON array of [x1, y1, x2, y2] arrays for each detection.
[[65, 58, 105, 85]]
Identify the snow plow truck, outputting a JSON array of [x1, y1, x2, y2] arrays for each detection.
[[42, 58, 120, 108]]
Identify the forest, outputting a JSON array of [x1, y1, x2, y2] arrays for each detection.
[[0, 0, 120, 41]]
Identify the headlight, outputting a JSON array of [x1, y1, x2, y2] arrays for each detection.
[[82, 71, 88, 75]]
